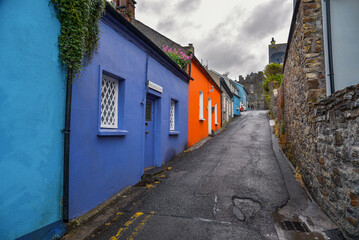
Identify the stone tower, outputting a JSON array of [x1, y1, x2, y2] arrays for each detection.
[[237, 72, 267, 110], [268, 37, 287, 64]]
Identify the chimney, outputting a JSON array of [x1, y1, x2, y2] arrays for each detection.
[[111, 0, 136, 21], [187, 43, 195, 55], [271, 37, 276, 45]]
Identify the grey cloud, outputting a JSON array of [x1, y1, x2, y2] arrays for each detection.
[[136, 1, 165, 16], [192, 6, 256, 76], [174, 0, 202, 13], [192, 2, 291, 76], [197, 31, 256, 77], [136, 0, 291, 76], [242, 0, 292, 39], [156, 17, 177, 33]]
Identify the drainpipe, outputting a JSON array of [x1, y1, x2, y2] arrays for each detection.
[[63, 69, 73, 222], [325, 0, 335, 94], [188, 60, 192, 78], [142, 53, 149, 104], [220, 78, 223, 127]]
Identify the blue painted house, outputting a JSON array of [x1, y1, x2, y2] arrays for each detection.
[[233, 82, 249, 111], [232, 89, 241, 116], [0, 1, 66, 239], [225, 79, 241, 117], [68, 4, 190, 219]]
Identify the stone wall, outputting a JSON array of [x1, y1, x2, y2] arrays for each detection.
[[238, 72, 267, 110], [306, 85, 359, 238], [280, 0, 359, 238], [269, 82, 278, 119]]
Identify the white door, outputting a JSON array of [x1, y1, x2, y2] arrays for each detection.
[[208, 98, 212, 134]]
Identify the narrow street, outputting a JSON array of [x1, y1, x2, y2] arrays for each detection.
[[82, 111, 290, 239], [4, 1, 358, 239]]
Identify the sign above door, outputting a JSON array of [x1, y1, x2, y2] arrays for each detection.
[[148, 81, 163, 93]]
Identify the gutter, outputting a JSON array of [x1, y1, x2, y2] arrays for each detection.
[[63, 70, 73, 222], [283, 0, 301, 72], [324, 0, 335, 94]]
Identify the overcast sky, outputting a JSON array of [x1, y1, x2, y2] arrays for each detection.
[[135, 0, 293, 80]]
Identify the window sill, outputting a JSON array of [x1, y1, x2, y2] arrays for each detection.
[[97, 129, 128, 136], [199, 118, 206, 121], [169, 131, 180, 136]]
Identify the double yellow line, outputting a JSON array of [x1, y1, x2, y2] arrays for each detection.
[[109, 211, 154, 240]]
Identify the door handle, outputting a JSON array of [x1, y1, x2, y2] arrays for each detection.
[[145, 131, 149, 134]]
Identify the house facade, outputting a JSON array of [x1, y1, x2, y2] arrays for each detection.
[[222, 75, 241, 117], [209, 70, 241, 117], [278, 0, 359, 238], [234, 82, 249, 111], [68, 5, 190, 219], [126, 4, 221, 147], [232, 91, 241, 116], [231, 81, 242, 117], [208, 69, 233, 126], [188, 57, 221, 146], [0, 1, 66, 239]]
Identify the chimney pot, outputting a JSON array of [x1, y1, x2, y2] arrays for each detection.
[[116, 0, 136, 21], [271, 37, 276, 45]]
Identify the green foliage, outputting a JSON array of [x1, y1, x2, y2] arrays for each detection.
[[166, 52, 188, 70], [162, 46, 193, 71], [50, 0, 105, 79], [264, 63, 283, 77], [262, 63, 283, 104]]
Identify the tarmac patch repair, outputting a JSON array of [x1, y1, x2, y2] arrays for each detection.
[[232, 196, 262, 222]]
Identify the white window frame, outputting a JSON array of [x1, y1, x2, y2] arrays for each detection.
[[170, 100, 176, 131], [215, 103, 218, 125], [100, 74, 119, 129], [199, 91, 204, 120]]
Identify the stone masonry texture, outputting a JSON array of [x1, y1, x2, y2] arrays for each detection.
[[280, 0, 359, 238], [238, 72, 267, 110]]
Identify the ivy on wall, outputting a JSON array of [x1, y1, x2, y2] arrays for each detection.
[[50, 0, 105, 79], [262, 63, 283, 97]]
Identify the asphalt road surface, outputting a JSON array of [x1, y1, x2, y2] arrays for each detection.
[[87, 111, 290, 240]]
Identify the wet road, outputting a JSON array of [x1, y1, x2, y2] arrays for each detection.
[[87, 111, 290, 240]]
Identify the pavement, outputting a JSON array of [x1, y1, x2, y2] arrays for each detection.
[[62, 111, 344, 240]]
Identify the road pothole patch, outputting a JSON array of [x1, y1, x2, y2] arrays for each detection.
[[232, 196, 262, 222]]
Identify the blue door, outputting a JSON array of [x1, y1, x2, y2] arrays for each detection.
[[145, 98, 155, 168]]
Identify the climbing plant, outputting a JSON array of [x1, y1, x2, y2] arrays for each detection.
[[262, 63, 283, 96], [50, 0, 105, 80]]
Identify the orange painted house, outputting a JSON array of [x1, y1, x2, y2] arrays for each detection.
[[188, 57, 221, 147]]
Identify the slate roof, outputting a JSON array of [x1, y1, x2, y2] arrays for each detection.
[[130, 18, 220, 91], [103, 3, 190, 82], [208, 69, 240, 98], [207, 69, 236, 98]]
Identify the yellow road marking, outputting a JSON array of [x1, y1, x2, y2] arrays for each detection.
[[126, 212, 154, 240], [109, 212, 144, 240]]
